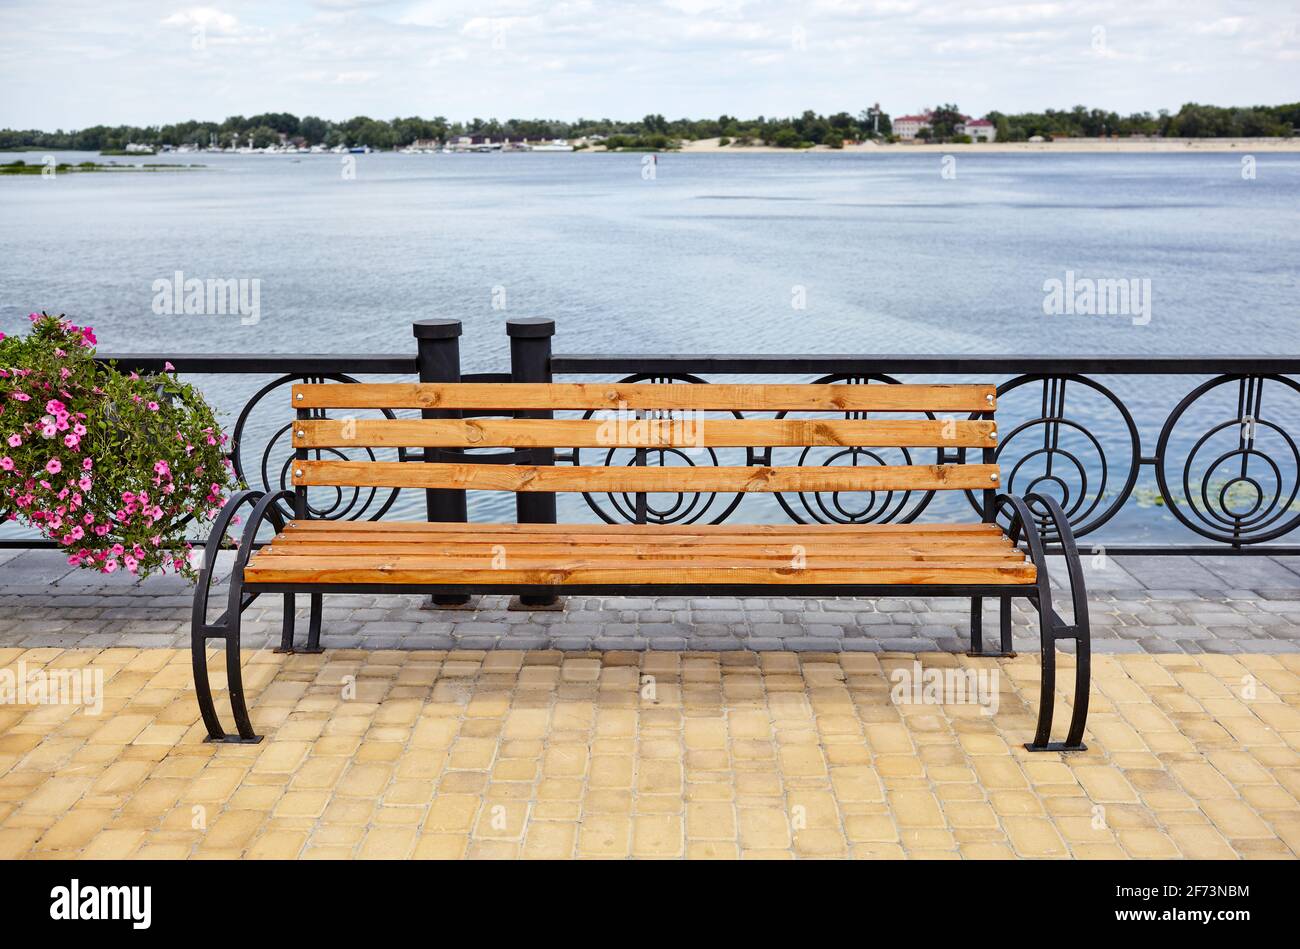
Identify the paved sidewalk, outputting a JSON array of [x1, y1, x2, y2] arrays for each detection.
[[0, 647, 1296, 859], [1, 549, 1298, 654], [1, 550, 1297, 860]]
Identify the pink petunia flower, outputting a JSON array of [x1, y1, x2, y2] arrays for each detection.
[[45, 458, 61, 475]]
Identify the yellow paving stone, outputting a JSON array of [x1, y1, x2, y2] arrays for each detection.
[[413, 833, 468, 859], [632, 815, 683, 857], [589, 755, 634, 789], [424, 794, 480, 833], [273, 790, 331, 819], [32, 809, 114, 851], [889, 790, 945, 827], [1200, 799, 1274, 838], [200, 810, 266, 850], [578, 816, 631, 857], [81, 828, 146, 859], [1074, 765, 1140, 803], [687, 839, 739, 859], [336, 762, 392, 797], [737, 806, 793, 850], [1003, 816, 1068, 857], [1168, 824, 1237, 859]]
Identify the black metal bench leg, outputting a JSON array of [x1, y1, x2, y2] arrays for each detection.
[[1028, 595, 1058, 749], [274, 593, 296, 653], [192, 630, 225, 741], [1007, 492, 1089, 753], [1000, 596, 1014, 654], [273, 591, 324, 654], [221, 605, 262, 743], [302, 593, 325, 654], [967, 595, 1017, 658], [1064, 618, 1091, 749]]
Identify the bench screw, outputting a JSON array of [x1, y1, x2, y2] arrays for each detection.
[[296, 393, 303, 401], [986, 394, 994, 405], [294, 469, 303, 477], [990, 430, 998, 440], [296, 430, 305, 438], [990, 473, 998, 481]]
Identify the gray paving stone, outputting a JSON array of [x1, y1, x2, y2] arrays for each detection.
[[2, 553, 1299, 655]]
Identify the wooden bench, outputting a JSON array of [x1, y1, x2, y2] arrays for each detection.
[[191, 381, 1091, 751]]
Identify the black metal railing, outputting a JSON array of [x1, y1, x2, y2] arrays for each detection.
[[553, 353, 1300, 555], [2, 326, 1296, 557]]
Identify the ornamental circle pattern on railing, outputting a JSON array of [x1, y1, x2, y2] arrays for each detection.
[[1156, 374, 1300, 545], [966, 374, 1142, 544], [769, 374, 941, 525], [230, 373, 404, 524], [569, 373, 747, 526]]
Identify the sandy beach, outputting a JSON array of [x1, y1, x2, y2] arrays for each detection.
[[673, 136, 1300, 154]]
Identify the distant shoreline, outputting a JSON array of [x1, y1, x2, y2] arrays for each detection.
[[676, 137, 1300, 154]]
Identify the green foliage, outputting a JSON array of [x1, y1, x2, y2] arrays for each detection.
[[1, 101, 1290, 153], [989, 102, 1296, 141], [928, 104, 964, 141], [602, 133, 678, 151], [0, 314, 241, 579], [772, 128, 804, 148]]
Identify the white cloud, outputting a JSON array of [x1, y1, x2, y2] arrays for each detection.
[[0, 0, 1295, 128], [161, 6, 240, 33]]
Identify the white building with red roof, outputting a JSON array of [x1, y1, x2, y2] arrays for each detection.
[[893, 113, 932, 140], [893, 109, 996, 141], [965, 118, 997, 142]]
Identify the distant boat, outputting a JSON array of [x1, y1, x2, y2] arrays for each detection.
[[348, 146, 371, 154]]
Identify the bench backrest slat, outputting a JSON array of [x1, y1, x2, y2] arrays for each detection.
[[294, 460, 999, 492], [295, 418, 997, 449], [292, 382, 996, 412]]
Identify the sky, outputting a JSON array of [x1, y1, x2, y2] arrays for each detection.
[[1, 1, 1296, 129]]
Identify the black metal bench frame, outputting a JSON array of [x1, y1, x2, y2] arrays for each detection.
[[191, 486, 1091, 753]]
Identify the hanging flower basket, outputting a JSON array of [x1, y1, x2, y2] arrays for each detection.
[[0, 312, 241, 579]]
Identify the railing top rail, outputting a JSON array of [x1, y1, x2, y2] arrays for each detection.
[[95, 354, 417, 374], [551, 354, 1300, 375], [93, 352, 1300, 376]]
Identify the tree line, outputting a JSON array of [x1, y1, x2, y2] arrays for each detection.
[[2, 102, 1295, 151]]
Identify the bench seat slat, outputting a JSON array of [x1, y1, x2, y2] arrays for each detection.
[[291, 382, 996, 412], [245, 560, 1035, 586], [293, 460, 1000, 492], [266, 536, 1012, 553], [258, 545, 1026, 562], [279, 521, 1005, 536], [295, 418, 998, 449], [243, 521, 1035, 586]]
